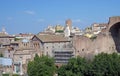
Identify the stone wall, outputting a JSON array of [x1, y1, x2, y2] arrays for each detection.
[[108, 16, 120, 30], [73, 33, 116, 59], [73, 16, 120, 59]]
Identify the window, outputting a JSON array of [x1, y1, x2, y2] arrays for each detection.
[[34, 43, 36, 47], [46, 47, 48, 49], [112, 47, 114, 50], [24, 43, 25, 46], [82, 49, 84, 51], [37, 43, 39, 46], [52, 46, 54, 48], [26, 43, 27, 46]]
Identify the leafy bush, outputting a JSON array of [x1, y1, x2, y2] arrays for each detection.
[[14, 38, 20, 41], [0, 53, 3, 57], [12, 74, 19, 76], [90, 35, 97, 41], [55, 30, 64, 33], [2, 74, 9, 76]]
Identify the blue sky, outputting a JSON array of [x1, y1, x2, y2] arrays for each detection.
[[0, 0, 120, 34]]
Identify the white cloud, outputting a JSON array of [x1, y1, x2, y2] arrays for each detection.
[[24, 10, 35, 15]]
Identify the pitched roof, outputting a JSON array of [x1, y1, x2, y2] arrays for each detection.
[[0, 33, 14, 38], [36, 34, 70, 43], [0, 33, 8, 36]]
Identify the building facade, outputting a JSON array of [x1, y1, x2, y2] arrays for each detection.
[[32, 34, 75, 64]]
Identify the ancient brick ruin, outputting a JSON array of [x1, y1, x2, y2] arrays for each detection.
[[73, 16, 120, 59]]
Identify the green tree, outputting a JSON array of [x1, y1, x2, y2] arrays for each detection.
[[14, 38, 20, 41], [27, 54, 56, 76], [58, 56, 89, 76], [0, 53, 3, 57], [58, 53, 120, 76], [28, 53, 120, 76], [90, 53, 120, 76]]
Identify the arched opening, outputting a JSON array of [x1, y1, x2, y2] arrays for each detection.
[[109, 22, 120, 52]]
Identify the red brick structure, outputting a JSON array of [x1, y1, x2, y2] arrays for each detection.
[[73, 16, 120, 59], [65, 19, 72, 31]]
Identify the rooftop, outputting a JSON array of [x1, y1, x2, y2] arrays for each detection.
[[36, 34, 70, 43]]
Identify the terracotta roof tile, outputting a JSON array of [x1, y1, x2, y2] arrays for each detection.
[[36, 34, 70, 42]]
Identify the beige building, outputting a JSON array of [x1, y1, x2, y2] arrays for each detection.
[[55, 25, 64, 32], [10, 34, 37, 75], [0, 29, 15, 74], [32, 34, 74, 64], [0, 32, 15, 58], [92, 23, 107, 34], [13, 49, 36, 75]]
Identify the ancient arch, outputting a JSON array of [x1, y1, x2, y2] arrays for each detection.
[[109, 22, 120, 52]]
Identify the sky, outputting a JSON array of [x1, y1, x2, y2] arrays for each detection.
[[0, 0, 120, 34]]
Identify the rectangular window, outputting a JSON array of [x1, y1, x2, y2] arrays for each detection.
[[46, 47, 48, 49]]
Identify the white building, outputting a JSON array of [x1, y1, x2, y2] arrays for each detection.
[[92, 23, 107, 34], [44, 25, 55, 33], [64, 26, 70, 37]]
